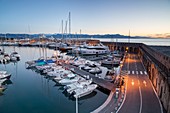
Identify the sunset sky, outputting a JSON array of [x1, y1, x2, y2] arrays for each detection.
[[0, 0, 170, 37]]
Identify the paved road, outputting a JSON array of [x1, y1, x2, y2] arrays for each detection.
[[118, 54, 162, 113]]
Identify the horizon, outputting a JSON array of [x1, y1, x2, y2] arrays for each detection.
[[0, 0, 170, 38], [1, 33, 170, 39]]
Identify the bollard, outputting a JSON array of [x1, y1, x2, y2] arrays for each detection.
[[118, 103, 121, 106], [115, 88, 119, 99], [122, 94, 124, 98], [115, 92, 119, 99], [115, 106, 118, 111]]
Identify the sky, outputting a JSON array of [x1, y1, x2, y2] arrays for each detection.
[[0, 0, 170, 37]]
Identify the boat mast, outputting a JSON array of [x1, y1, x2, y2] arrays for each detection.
[[3, 34, 6, 52], [39, 35, 42, 57], [62, 20, 63, 40], [69, 12, 71, 38], [128, 30, 130, 43], [64, 20, 68, 43], [79, 29, 81, 45], [80, 29, 81, 37]]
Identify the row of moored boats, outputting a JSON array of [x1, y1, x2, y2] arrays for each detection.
[[1, 41, 110, 56], [0, 49, 20, 63], [26, 55, 98, 98]]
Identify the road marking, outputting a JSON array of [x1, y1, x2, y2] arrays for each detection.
[[144, 71, 147, 75], [132, 71, 134, 74], [149, 80, 164, 113], [143, 80, 147, 87], [139, 86, 142, 113], [136, 71, 138, 75], [140, 71, 143, 75], [128, 71, 130, 74]]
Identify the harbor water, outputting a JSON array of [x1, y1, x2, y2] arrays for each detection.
[[97, 38, 170, 46], [0, 46, 108, 113]]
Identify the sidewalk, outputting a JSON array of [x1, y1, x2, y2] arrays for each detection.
[[91, 77, 126, 113]]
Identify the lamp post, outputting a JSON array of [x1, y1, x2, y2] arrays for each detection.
[[76, 96, 79, 113]]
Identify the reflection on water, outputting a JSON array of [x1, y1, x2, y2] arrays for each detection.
[[0, 46, 108, 113], [2, 79, 13, 85]]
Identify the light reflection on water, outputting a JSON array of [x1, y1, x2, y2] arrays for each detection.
[[0, 46, 108, 113]]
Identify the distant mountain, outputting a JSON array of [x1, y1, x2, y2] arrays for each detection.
[[148, 33, 170, 38], [0, 33, 150, 39]]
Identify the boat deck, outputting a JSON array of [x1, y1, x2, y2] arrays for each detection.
[[62, 63, 116, 91]]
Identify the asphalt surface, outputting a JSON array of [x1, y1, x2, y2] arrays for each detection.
[[118, 54, 162, 113]]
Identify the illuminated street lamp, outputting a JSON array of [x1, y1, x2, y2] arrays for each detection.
[[126, 47, 129, 51]]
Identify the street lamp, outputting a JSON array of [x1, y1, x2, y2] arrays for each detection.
[[76, 96, 79, 113]]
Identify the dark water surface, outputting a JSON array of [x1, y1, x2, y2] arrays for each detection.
[[0, 46, 108, 113]]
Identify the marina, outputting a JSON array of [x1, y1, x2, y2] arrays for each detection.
[[0, 46, 109, 113], [1, 0, 170, 113], [0, 36, 169, 113], [0, 37, 170, 113]]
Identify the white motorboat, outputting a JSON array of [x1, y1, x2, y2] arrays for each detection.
[[0, 71, 11, 80], [36, 64, 53, 73], [66, 79, 92, 94], [21, 42, 30, 46], [0, 57, 7, 63], [70, 57, 85, 66], [73, 84, 97, 98], [82, 66, 92, 71], [10, 56, 17, 61], [4, 53, 10, 62], [53, 70, 73, 82], [42, 68, 53, 74], [72, 43, 110, 55], [42, 65, 62, 74], [47, 68, 66, 77], [59, 74, 84, 85], [101, 55, 121, 67], [10, 52, 20, 60], [59, 43, 74, 52], [89, 67, 102, 74], [48, 42, 60, 49]]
